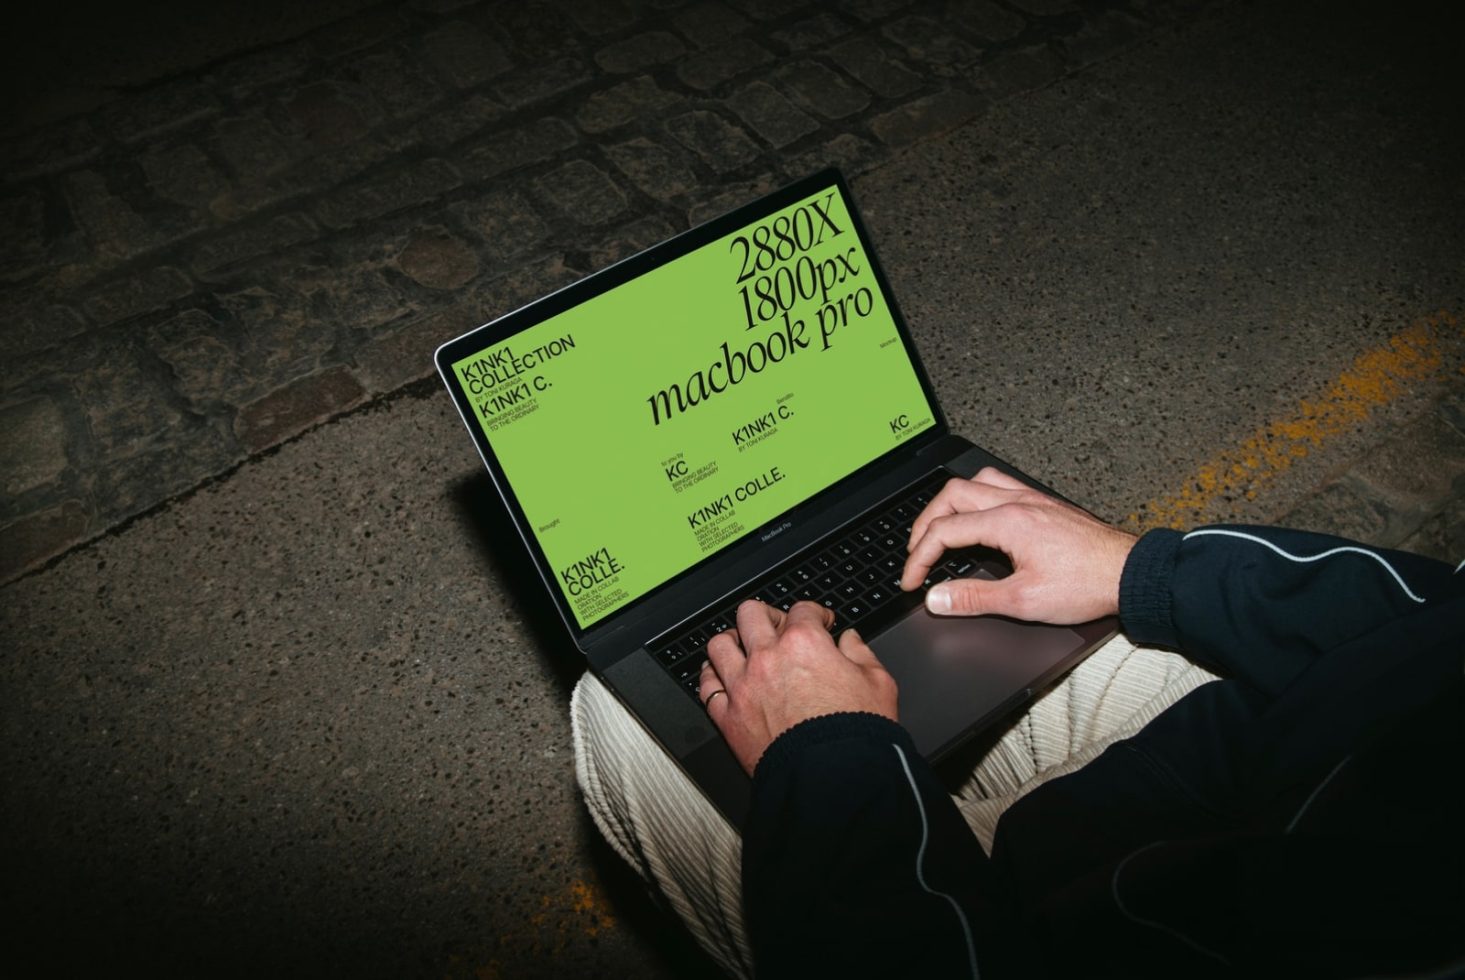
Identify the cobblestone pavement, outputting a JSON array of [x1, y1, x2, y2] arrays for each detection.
[[1, 0, 1210, 583]]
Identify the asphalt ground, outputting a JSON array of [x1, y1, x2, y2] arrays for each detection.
[[3, 1, 1463, 977]]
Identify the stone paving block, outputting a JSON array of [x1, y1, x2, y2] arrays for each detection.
[[1438, 387, 1465, 437], [868, 87, 988, 144], [217, 282, 341, 401], [286, 83, 373, 149], [788, 132, 881, 177], [1398, 473, 1465, 563], [555, 0, 637, 35], [213, 137, 399, 222], [588, 215, 680, 270], [604, 138, 700, 202], [0, 188, 48, 281], [351, 305, 480, 394], [419, 20, 514, 88], [100, 77, 222, 144], [458, 117, 578, 180], [93, 422, 242, 526], [1006, 0, 1074, 15], [1, 117, 102, 180], [687, 175, 780, 225], [75, 341, 186, 461], [308, 257, 421, 336], [139, 143, 232, 210], [0, 499, 90, 584], [728, 81, 820, 148], [212, 115, 302, 183], [313, 5, 412, 59], [189, 214, 321, 277], [211, 41, 315, 100], [883, 15, 983, 69], [409, 93, 506, 147], [1349, 412, 1465, 514], [731, 0, 815, 19], [665, 110, 762, 173], [315, 158, 462, 230], [777, 61, 872, 119], [0, 303, 89, 361], [452, 189, 552, 268], [64, 171, 165, 261], [595, 32, 688, 73], [980, 46, 1064, 99], [826, 35, 923, 99], [1062, 9, 1147, 67], [675, 37, 776, 91], [1, 398, 70, 498], [772, 12, 854, 50], [492, 58, 595, 109], [82, 267, 195, 325], [352, 47, 445, 121], [1277, 478, 1393, 547], [148, 309, 245, 410], [235, 367, 368, 454], [947, 0, 1027, 42], [574, 77, 684, 134], [837, 0, 917, 22], [533, 161, 630, 225], [468, 254, 580, 324], [396, 228, 481, 290], [672, 1, 752, 49]]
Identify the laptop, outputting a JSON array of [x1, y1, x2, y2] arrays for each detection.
[[436, 169, 1116, 825]]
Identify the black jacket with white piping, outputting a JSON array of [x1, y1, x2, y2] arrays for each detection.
[[742, 526, 1464, 978]]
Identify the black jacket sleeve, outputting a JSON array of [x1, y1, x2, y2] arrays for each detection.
[[1120, 525, 1458, 696], [742, 712, 997, 980]]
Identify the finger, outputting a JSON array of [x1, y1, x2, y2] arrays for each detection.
[[783, 599, 835, 635], [697, 659, 724, 699], [969, 466, 1028, 491], [836, 627, 880, 668], [902, 509, 1010, 591], [734, 598, 783, 654], [925, 572, 1025, 618], [706, 630, 747, 687], [907, 477, 1022, 552]]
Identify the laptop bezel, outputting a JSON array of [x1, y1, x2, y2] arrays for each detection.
[[435, 168, 951, 645]]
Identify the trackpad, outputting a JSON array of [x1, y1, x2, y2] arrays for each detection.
[[868, 609, 1087, 758]]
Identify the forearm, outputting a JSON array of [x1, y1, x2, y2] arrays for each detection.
[[1120, 525, 1457, 695], [743, 713, 1003, 979]]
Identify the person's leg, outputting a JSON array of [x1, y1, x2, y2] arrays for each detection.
[[571, 636, 1220, 973], [951, 634, 1219, 852], [570, 676, 753, 979]]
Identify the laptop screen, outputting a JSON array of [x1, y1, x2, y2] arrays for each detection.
[[446, 178, 938, 629]]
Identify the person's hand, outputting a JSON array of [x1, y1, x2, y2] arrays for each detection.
[[901, 467, 1136, 624], [698, 600, 898, 775]]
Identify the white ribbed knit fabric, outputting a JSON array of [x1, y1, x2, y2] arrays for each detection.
[[570, 634, 1219, 978]]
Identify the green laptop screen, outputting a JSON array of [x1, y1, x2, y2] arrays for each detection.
[[450, 183, 937, 629]]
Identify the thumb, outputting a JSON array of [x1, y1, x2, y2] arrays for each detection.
[[837, 627, 880, 667], [925, 576, 1020, 618]]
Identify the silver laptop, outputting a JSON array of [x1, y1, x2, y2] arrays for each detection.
[[436, 169, 1115, 825]]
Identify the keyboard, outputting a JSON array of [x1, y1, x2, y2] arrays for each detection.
[[649, 471, 1009, 703]]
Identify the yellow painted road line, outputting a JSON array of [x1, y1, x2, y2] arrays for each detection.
[[1129, 311, 1462, 531]]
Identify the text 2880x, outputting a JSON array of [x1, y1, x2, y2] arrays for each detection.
[[729, 192, 843, 284]]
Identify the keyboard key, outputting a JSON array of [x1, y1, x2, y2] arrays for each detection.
[[859, 568, 882, 586], [832, 539, 858, 559], [790, 566, 814, 584], [810, 552, 834, 571], [866, 586, 891, 606], [859, 546, 882, 564], [836, 581, 860, 600], [815, 572, 842, 592], [840, 600, 869, 620], [767, 578, 793, 598], [656, 643, 684, 666]]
